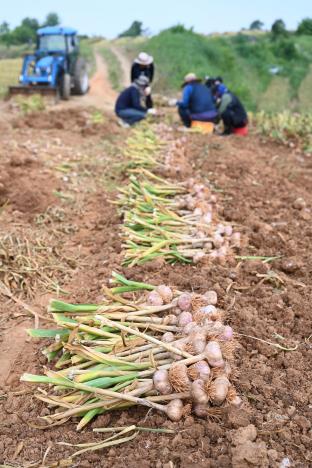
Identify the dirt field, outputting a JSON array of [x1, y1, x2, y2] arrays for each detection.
[[0, 52, 311, 468]]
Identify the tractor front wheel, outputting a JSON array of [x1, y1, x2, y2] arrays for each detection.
[[60, 73, 71, 100], [73, 58, 89, 95]]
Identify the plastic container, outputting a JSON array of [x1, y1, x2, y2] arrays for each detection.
[[233, 125, 248, 136], [191, 121, 214, 134]]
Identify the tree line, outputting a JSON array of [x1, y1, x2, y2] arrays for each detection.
[[0, 15, 311, 46], [119, 18, 312, 38], [0, 12, 61, 46], [249, 18, 312, 36]]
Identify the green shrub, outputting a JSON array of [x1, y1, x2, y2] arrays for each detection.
[[118, 21, 143, 38], [271, 19, 288, 39], [167, 24, 193, 34], [271, 39, 298, 60], [297, 18, 312, 35]]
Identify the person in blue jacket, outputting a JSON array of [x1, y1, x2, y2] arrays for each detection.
[[174, 73, 218, 127], [115, 76, 154, 127]]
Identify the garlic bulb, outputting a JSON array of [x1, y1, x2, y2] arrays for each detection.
[[178, 311, 193, 327], [162, 332, 174, 343], [191, 331, 207, 354], [203, 290, 218, 305], [193, 403, 210, 418], [188, 360, 210, 382], [147, 291, 164, 306], [191, 379, 209, 404], [204, 341, 224, 367], [218, 325, 233, 341], [166, 399, 184, 421], [183, 321, 197, 335], [209, 376, 230, 405], [178, 293, 192, 311], [153, 369, 172, 395], [200, 305, 217, 316], [156, 285, 173, 304], [224, 225, 233, 237], [163, 314, 178, 325]]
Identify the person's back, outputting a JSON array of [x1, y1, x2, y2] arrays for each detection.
[[216, 85, 248, 133], [226, 93, 247, 123], [188, 82, 216, 114], [176, 73, 218, 127]]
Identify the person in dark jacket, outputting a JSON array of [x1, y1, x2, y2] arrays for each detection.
[[173, 73, 218, 127], [205, 75, 223, 89], [115, 76, 154, 127], [131, 52, 154, 83], [213, 83, 248, 135]]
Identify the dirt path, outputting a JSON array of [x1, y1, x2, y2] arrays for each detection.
[[88, 52, 117, 103], [66, 44, 130, 108], [110, 43, 131, 88], [57, 51, 117, 111]]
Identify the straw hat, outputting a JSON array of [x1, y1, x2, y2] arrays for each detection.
[[135, 52, 154, 66], [182, 72, 200, 87]]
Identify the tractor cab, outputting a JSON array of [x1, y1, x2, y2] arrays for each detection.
[[9, 26, 89, 100], [36, 26, 78, 56]]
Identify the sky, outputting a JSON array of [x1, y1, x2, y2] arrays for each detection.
[[0, 0, 311, 38]]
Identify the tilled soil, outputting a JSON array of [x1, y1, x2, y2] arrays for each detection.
[[0, 108, 311, 468]]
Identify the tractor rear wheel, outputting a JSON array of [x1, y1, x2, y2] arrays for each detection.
[[60, 73, 71, 100], [73, 58, 89, 95]]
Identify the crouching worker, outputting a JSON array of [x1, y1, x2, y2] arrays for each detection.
[[115, 76, 155, 127], [171, 73, 218, 128], [214, 84, 248, 135]]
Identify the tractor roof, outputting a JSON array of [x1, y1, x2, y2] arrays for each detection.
[[37, 26, 77, 36]]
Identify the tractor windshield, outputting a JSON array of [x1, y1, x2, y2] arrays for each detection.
[[38, 34, 66, 51]]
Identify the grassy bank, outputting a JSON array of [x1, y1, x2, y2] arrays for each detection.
[[79, 39, 99, 76], [123, 28, 312, 111], [98, 45, 123, 91], [0, 58, 22, 98], [0, 43, 31, 60]]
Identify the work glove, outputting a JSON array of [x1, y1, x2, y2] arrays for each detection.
[[147, 108, 157, 116], [168, 98, 178, 107]]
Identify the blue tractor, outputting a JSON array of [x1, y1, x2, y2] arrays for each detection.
[[9, 26, 89, 100]]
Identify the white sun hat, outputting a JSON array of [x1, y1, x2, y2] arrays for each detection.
[[135, 52, 154, 65]]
